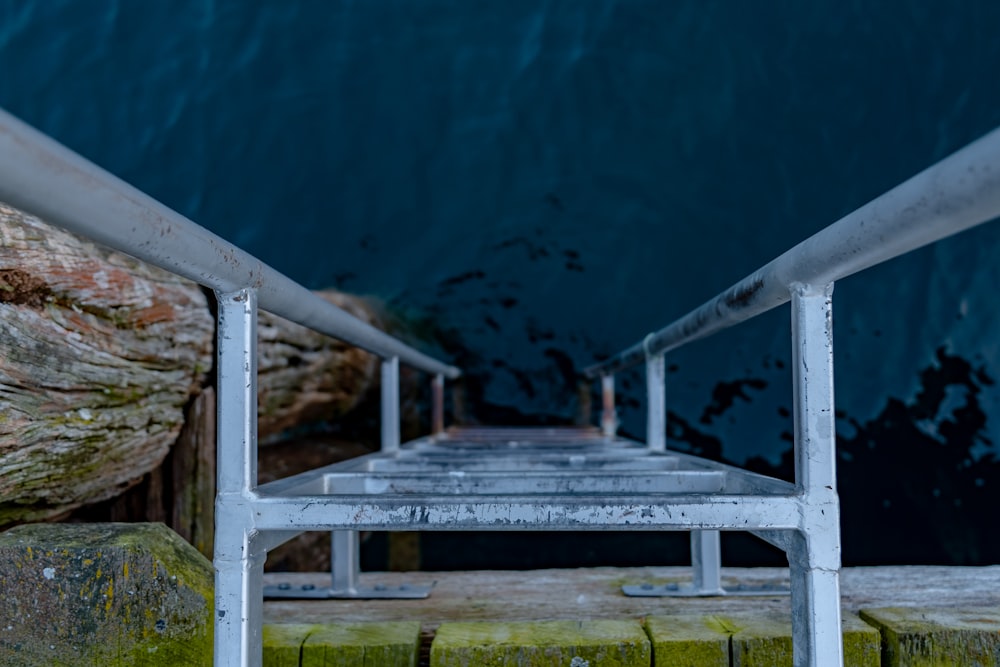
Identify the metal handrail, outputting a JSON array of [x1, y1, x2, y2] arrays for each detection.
[[3, 101, 999, 667], [585, 126, 1000, 378], [0, 108, 460, 379]]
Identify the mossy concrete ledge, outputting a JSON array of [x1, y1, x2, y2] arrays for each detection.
[[0, 522, 213, 666], [430, 619, 651, 667], [263, 621, 421, 667], [860, 606, 1000, 666], [645, 612, 879, 666]]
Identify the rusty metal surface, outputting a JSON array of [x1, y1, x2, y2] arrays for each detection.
[[431, 374, 445, 435]]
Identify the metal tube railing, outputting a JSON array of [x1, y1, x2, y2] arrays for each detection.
[[585, 125, 1000, 378], [0, 108, 459, 379]]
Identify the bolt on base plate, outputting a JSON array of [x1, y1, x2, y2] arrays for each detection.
[[264, 581, 434, 600], [622, 582, 790, 598]]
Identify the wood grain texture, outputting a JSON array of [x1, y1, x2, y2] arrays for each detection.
[[257, 291, 380, 442], [0, 203, 384, 527], [263, 565, 1000, 629], [0, 204, 213, 524]]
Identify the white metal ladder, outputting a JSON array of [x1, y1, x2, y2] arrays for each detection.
[[1, 107, 998, 667]]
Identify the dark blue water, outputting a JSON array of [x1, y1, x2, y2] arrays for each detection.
[[2, 1, 1000, 565]]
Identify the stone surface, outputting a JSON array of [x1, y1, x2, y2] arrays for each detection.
[[860, 606, 1000, 666], [430, 619, 650, 667], [0, 522, 213, 666], [263, 622, 420, 667]]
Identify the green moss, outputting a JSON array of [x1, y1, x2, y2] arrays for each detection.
[[0, 523, 213, 666], [729, 611, 879, 667], [303, 622, 421, 667], [702, 615, 743, 635], [264, 624, 314, 667], [860, 607, 1000, 667], [644, 616, 729, 666], [261, 622, 420, 667], [97, 383, 151, 407], [644, 612, 879, 667], [431, 620, 650, 667]]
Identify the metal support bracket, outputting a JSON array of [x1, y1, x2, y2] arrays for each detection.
[[622, 530, 790, 597], [622, 580, 790, 597], [263, 531, 433, 600]]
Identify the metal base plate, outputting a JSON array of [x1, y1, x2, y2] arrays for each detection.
[[264, 582, 434, 600], [622, 582, 789, 598]]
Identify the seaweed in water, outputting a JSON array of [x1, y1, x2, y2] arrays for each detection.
[[699, 377, 768, 425], [743, 348, 999, 566]]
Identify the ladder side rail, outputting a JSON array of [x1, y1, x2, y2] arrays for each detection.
[[585, 125, 1000, 379]]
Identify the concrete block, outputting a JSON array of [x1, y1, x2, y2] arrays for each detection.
[[860, 606, 1000, 666], [430, 619, 651, 667], [0, 522, 213, 666], [263, 622, 420, 666]]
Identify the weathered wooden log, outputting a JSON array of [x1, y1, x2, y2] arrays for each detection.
[[0, 204, 383, 528], [257, 292, 380, 442], [0, 204, 214, 525], [170, 388, 216, 557]]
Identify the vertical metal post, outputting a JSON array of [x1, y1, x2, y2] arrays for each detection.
[[601, 374, 617, 437], [690, 530, 723, 595], [645, 352, 666, 452], [214, 288, 264, 667], [432, 373, 445, 436], [372, 356, 399, 602], [381, 356, 400, 453], [575, 380, 593, 426], [331, 531, 360, 595], [789, 283, 843, 667]]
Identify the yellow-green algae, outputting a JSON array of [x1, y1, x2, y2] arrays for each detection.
[[644, 612, 879, 667], [263, 622, 420, 667], [860, 606, 1000, 667], [643, 615, 729, 666], [430, 619, 650, 667], [264, 624, 313, 667], [728, 611, 879, 667], [303, 622, 421, 667], [0, 522, 213, 666]]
